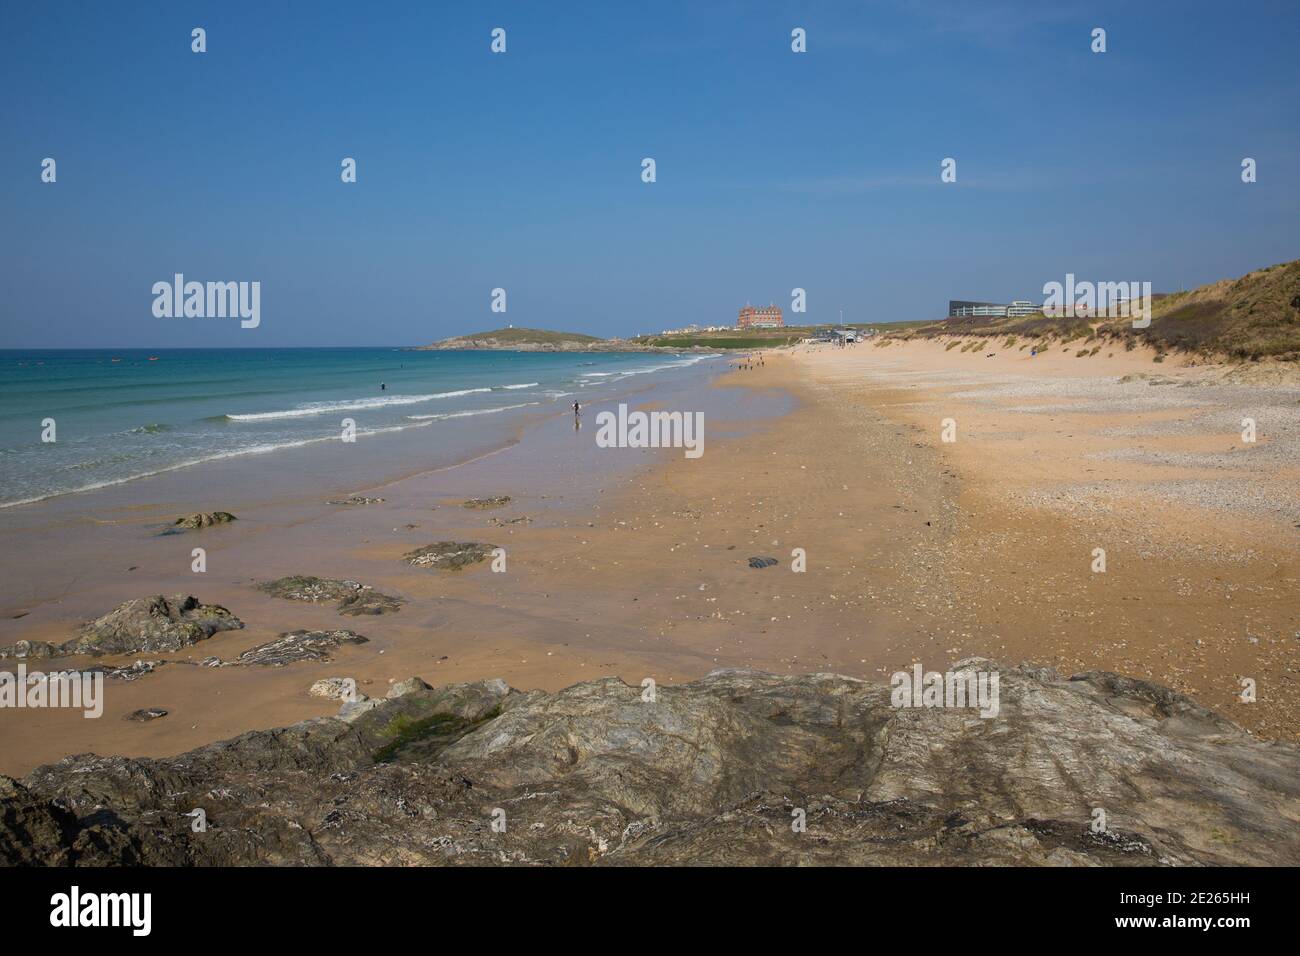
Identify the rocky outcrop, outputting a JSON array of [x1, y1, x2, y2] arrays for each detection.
[[325, 496, 384, 506], [404, 542, 497, 570], [256, 576, 403, 616], [171, 512, 237, 530], [3, 661, 1298, 866], [0, 596, 243, 661], [70, 595, 242, 656]]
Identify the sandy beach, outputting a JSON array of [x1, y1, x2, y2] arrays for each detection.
[[2, 343, 1297, 774]]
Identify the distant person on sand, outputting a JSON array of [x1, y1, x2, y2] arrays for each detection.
[[573, 401, 580, 417]]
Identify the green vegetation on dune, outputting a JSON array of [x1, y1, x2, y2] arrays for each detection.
[[880, 260, 1300, 361]]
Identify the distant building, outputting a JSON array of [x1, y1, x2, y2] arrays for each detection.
[[948, 299, 1041, 319], [948, 300, 1007, 318], [738, 303, 784, 329]]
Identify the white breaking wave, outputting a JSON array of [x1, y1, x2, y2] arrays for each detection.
[[225, 389, 492, 421], [619, 355, 716, 377], [0, 421, 437, 510], [406, 402, 539, 421], [499, 382, 538, 389]]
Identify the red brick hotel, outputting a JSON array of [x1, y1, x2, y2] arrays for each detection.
[[737, 304, 784, 329]]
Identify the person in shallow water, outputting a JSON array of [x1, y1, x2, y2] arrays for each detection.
[[573, 401, 580, 417], [380, 382, 386, 390]]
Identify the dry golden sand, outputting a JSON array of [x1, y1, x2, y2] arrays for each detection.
[[2, 343, 1297, 775], [791, 338, 1298, 739]]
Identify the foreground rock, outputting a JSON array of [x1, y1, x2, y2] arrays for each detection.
[[2, 661, 1297, 866], [257, 576, 403, 616], [171, 512, 237, 530], [404, 542, 496, 570], [0, 596, 243, 661], [203, 629, 369, 667]]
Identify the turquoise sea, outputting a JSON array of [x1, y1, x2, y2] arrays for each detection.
[[0, 348, 720, 508]]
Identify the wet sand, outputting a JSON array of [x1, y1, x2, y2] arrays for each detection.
[[2, 343, 1297, 775]]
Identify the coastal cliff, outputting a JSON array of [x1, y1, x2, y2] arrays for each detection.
[[4, 661, 1297, 866]]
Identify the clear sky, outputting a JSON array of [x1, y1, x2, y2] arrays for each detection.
[[2, 0, 1297, 347]]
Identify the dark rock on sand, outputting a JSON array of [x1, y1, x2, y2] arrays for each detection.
[[748, 556, 778, 569], [488, 516, 531, 527], [463, 496, 511, 510], [5, 661, 1299, 866], [336, 591, 403, 617], [257, 576, 403, 616], [123, 708, 168, 722], [326, 496, 384, 506], [404, 542, 497, 570], [172, 512, 237, 530], [60, 595, 243, 657], [231, 629, 368, 667], [87, 660, 167, 682]]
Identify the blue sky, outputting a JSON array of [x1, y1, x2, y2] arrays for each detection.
[[2, 0, 1297, 347]]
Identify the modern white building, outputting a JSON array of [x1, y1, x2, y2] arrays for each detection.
[[948, 299, 1042, 318]]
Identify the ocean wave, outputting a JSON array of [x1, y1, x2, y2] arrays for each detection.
[[618, 355, 716, 377], [498, 382, 539, 390], [224, 389, 491, 421], [0, 421, 439, 510], [406, 402, 539, 421]]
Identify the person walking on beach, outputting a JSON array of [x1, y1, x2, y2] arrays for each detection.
[[573, 401, 580, 418]]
